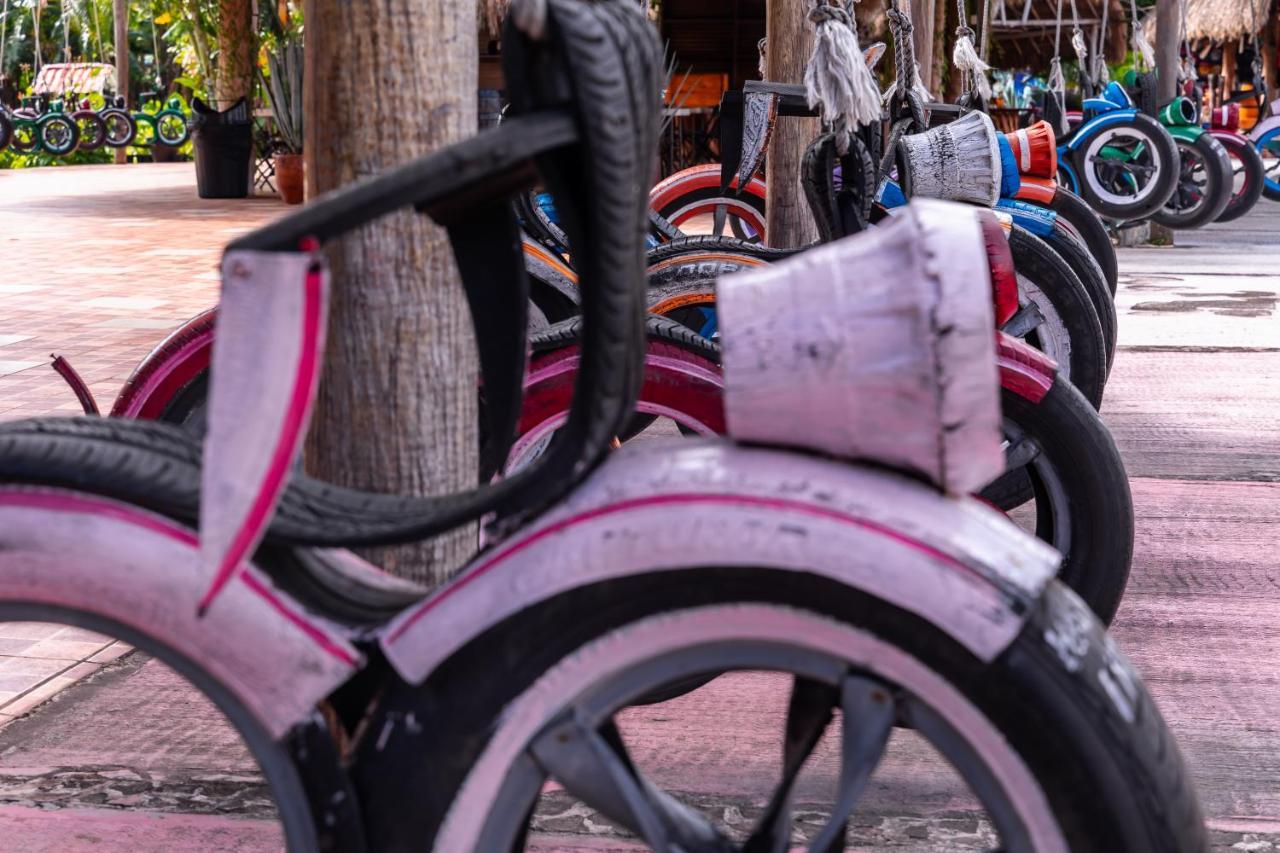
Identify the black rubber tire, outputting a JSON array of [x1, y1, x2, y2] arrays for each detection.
[[8, 120, 38, 153], [1049, 187, 1118, 295], [0, 111, 11, 150], [1041, 220, 1118, 374], [1007, 226, 1108, 410], [37, 114, 80, 156], [981, 376, 1134, 625], [101, 108, 137, 148], [1071, 113, 1179, 222], [360, 571, 1206, 852], [646, 234, 801, 265], [1213, 132, 1266, 223], [155, 109, 190, 147], [1152, 133, 1234, 229], [72, 110, 107, 151]]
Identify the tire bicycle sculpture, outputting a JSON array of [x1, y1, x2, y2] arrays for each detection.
[[132, 91, 191, 148], [1206, 103, 1266, 223], [4, 0, 1206, 849], [8, 95, 81, 156]]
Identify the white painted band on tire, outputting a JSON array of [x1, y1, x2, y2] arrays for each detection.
[[1016, 273, 1073, 382], [1083, 126, 1161, 207], [435, 603, 1068, 853]]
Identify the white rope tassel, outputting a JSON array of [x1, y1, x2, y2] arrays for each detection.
[[804, 0, 882, 149], [883, 59, 934, 103], [953, 30, 992, 100], [1133, 8, 1155, 70], [1071, 28, 1089, 65], [1048, 56, 1067, 98], [758, 37, 768, 79], [510, 0, 548, 39]]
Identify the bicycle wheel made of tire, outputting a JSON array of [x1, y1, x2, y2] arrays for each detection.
[[1151, 133, 1234, 229], [133, 116, 158, 147], [1213, 132, 1265, 223], [1041, 220, 1117, 373], [981, 376, 1134, 624], [155, 110, 190, 147], [101, 108, 137, 148], [1048, 187, 1118, 295], [9, 120, 38, 153], [406, 574, 1204, 852], [0, 112, 11, 150], [655, 184, 767, 243], [72, 110, 108, 151], [1005, 226, 1108, 410], [1257, 125, 1280, 202], [1071, 114, 1178, 221], [37, 115, 80, 156]]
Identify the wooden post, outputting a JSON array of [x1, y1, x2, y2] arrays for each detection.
[[911, 0, 935, 93], [1221, 38, 1237, 104], [113, 0, 128, 164], [764, 0, 818, 248], [1156, 0, 1179, 101], [931, 0, 948, 96], [214, 0, 255, 108], [303, 0, 478, 585], [1264, 12, 1279, 102]]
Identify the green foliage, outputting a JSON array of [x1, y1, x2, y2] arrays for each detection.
[[0, 143, 113, 168], [260, 37, 302, 154]]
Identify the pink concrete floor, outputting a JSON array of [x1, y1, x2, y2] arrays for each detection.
[[0, 163, 1278, 849]]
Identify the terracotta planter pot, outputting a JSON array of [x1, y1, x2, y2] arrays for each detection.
[[274, 153, 305, 205]]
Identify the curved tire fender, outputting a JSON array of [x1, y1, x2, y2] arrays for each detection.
[[0, 487, 360, 736], [649, 162, 768, 210], [381, 440, 1062, 685], [109, 308, 216, 419], [1065, 109, 1143, 152]]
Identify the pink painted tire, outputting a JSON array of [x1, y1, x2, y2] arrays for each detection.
[[425, 583, 1204, 852]]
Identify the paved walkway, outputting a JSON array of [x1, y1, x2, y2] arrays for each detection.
[[1, 163, 1278, 849]]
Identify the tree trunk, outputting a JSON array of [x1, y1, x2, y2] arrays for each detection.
[[303, 0, 479, 586], [214, 0, 255, 108], [1156, 0, 1179, 102], [764, 0, 818, 248], [911, 0, 935, 94], [113, 0, 128, 164]]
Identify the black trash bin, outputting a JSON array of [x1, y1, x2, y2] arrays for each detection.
[[191, 97, 253, 199]]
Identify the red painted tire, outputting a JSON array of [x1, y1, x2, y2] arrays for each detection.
[[649, 164, 768, 242]]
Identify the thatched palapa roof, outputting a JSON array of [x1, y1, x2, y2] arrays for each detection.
[[1143, 0, 1273, 43]]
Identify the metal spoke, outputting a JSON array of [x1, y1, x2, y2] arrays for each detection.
[[742, 677, 839, 853], [530, 713, 732, 851], [806, 675, 896, 853], [1003, 434, 1042, 471], [1001, 303, 1045, 339]]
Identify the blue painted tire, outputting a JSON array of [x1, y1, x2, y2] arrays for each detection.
[[1256, 125, 1280, 202]]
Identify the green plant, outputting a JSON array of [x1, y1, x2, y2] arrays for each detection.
[[260, 36, 301, 154]]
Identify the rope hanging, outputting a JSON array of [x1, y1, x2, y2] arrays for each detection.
[[882, 0, 932, 104], [1048, 0, 1067, 97], [803, 0, 882, 151], [953, 0, 992, 100], [758, 36, 767, 78], [1094, 0, 1110, 83]]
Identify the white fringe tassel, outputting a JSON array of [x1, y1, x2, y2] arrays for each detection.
[[758, 37, 768, 78], [804, 1, 883, 150], [1133, 13, 1156, 70], [1048, 56, 1066, 98], [953, 31, 992, 101]]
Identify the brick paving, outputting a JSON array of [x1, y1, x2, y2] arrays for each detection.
[[0, 163, 285, 420], [0, 163, 1278, 848]]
